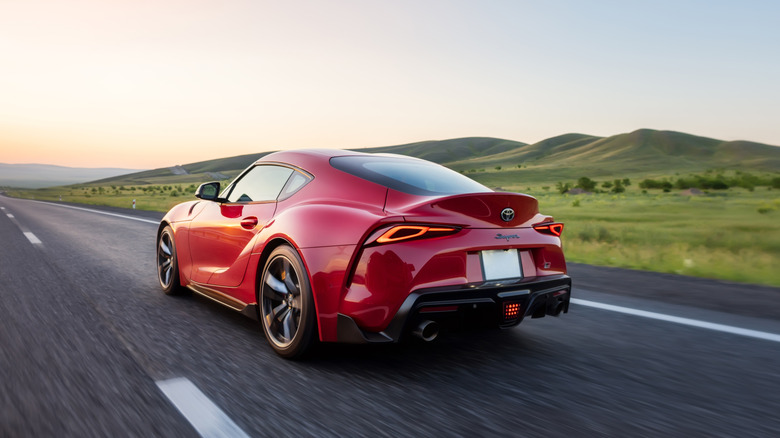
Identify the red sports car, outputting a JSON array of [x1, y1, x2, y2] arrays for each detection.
[[157, 149, 571, 358]]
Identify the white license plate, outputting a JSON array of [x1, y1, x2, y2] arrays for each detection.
[[481, 249, 522, 280]]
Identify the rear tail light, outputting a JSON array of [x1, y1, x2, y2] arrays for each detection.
[[533, 222, 564, 237], [503, 302, 521, 321], [374, 225, 459, 244]]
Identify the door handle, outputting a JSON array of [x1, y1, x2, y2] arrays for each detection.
[[240, 216, 259, 230]]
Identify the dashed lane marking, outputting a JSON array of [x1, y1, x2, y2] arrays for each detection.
[[23, 232, 42, 245], [2, 207, 43, 247], [572, 298, 780, 343], [157, 377, 251, 438]]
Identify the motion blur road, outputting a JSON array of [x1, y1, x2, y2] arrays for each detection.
[[2, 194, 779, 437]]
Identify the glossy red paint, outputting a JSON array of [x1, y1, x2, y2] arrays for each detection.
[[159, 149, 570, 348]]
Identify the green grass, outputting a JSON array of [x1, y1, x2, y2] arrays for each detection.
[[530, 188, 780, 287], [6, 183, 208, 212]]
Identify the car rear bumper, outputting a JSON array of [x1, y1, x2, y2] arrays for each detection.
[[336, 274, 572, 343]]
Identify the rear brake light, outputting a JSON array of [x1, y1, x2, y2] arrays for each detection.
[[533, 222, 564, 237], [375, 225, 459, 244], [504, 302, 521, 320]]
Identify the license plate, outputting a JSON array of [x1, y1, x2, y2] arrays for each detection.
[[481, 249, 522, 280]]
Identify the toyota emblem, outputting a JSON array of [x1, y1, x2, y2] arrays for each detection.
[[500, 208, 515, 222]]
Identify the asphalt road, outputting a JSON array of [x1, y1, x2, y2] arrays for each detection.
[[1, 195, 779, 437]]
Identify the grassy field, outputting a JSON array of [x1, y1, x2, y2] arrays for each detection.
[[531, 189, 780, 287], [6, 178, 779, 287], [4, 183, 212, 212]]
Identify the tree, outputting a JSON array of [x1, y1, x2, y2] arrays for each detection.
[[556, 181, 571, 194], [576, 177, 597, 192]]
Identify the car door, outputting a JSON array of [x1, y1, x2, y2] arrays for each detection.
[[187, 164, 295, 287]]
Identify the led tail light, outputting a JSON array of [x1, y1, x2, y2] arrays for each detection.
[[533, 222, 564, 237], [375, 225, 459, 244], [503, 302, 521, 321]]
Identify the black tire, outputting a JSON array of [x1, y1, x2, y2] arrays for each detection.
[[258, 245, 316, 359], [157, 226, 185, 295]]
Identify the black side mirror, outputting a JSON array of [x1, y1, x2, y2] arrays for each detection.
[[195, 182, 221, 201]]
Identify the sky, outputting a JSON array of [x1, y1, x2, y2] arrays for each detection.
[[1, 0, 779, 169]]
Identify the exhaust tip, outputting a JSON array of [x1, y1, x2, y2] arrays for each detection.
[[546, 300, 565, 317], [413, 320, 439, 342]]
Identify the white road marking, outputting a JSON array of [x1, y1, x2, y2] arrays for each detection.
[[6, 214, 13, 218], [42, 202, 159, 224], [23, 232, 42, 245], [156, 377, 251, 438], [572, 298, 780, 343]]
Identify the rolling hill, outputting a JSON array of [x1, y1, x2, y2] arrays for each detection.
[[65, 129, 780, 188]]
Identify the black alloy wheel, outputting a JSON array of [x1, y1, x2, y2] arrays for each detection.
[[259, 245, 316, 358], [157, 226, 184, 295]]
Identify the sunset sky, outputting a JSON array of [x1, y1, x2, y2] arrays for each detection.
[[1, 0, 779, 169]]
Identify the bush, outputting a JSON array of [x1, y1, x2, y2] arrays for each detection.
[[640, 179, 673, 190], [556, 181, 571, 194], [576, 177, 597, 192]]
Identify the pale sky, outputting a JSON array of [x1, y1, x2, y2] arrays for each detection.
[[1, 0, 778, 168]]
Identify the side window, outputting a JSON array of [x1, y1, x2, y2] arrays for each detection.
[[278, 171, 312, 200], [226, 165, 294, 203]]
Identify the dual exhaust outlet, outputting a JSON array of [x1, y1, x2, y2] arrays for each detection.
[[413, 297, 565, 341]]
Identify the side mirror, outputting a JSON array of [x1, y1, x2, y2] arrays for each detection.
[[195, 182, 221, 201]]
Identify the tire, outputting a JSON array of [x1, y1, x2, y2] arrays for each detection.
[[157, 225, 185, 295], [259, 245, 316, 359]]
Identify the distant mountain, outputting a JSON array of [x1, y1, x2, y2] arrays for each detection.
[[72, 129, 780, 187], [0, 163, 145, 188]]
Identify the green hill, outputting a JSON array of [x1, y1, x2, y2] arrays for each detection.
[[358, 137, 526, 163], [87, 129, 780, 188]]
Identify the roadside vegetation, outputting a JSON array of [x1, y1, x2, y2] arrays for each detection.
[[4, 183, 209, 212]]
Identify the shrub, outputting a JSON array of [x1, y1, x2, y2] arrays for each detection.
[[556, 181, 571, 194], [640, 179, 673, 190], [576, 177, 597, 192]]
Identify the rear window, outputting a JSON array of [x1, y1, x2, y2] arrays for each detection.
[[331, 155, 491, 196]]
